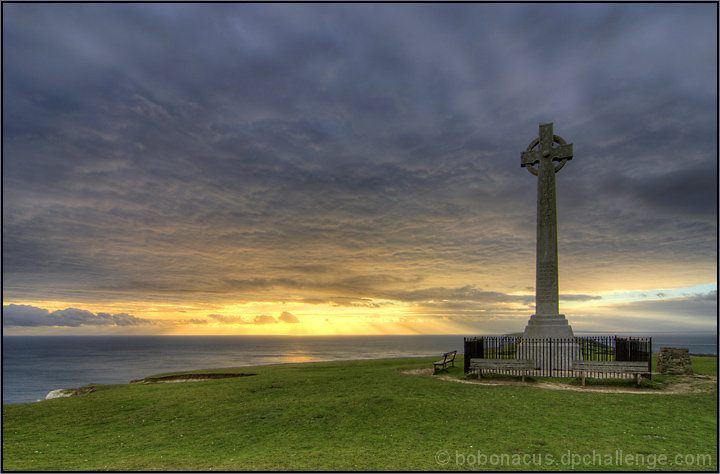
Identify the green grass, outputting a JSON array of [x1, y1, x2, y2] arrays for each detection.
[[685, 355, 717, 375], [3, 356, 717, 471]]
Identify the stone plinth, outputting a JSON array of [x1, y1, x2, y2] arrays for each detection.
[[657, 347, 693, 375], [522, 313, 575, 339]]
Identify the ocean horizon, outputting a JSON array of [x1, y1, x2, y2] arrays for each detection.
[[3, 333, 717, 405]]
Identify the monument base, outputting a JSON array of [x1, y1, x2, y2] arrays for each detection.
[[518, 314, 582, 371], [522, 313, 575, 339]]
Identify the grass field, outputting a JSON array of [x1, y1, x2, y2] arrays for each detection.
[[2, 356, 717, 471]]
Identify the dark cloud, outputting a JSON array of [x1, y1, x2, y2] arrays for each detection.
[[597, 160, 717, 219], [2, 4, 715, 332], [2, 305, 50, 327], [575, 291, 718, 332], [2, 304, 154, 327], [621, 291, 717, 320]]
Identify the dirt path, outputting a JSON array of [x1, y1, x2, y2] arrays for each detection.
[[401, 368, 716, 395]]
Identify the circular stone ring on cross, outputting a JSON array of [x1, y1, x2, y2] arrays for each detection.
[[524, 134, 570, 175]]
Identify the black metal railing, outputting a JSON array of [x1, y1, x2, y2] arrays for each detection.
[[464, 335, 651, 378]]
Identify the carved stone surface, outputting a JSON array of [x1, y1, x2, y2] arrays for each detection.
[[657, 347, 693, 375], [520, 123, 576, 340]]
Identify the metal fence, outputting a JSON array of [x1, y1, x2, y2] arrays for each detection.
[[464, 335, 651, 378]]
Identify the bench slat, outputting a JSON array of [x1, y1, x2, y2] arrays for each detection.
[[470, 358, 535, 369], [468, 358, 535, 382], [572, 360, 650, 386], [573, 361, 648, 372]]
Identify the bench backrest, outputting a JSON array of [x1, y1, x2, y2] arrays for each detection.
[[443, 351, 457, 360], [469, 358, 535, 369], [573, 360, 649, 370]]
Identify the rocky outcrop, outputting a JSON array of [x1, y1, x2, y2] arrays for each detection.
[[45, 386, 97, 400], [43, 373, 255, 401], [45, 389, 74, 400]]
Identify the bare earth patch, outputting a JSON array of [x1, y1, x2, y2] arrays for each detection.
[[401, 369, 716, 395], [130, 373, 257, 384]]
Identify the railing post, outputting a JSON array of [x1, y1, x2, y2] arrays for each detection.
[[464, 337, 469, 374], [647, 337, 652, 380]]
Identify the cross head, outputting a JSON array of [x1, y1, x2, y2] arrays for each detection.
[[521, 123, 573, 174]]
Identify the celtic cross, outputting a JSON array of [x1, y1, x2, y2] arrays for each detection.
[[520, 123, 574, 324]]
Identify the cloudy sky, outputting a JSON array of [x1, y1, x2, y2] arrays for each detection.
[[3, 3, 717, 335]]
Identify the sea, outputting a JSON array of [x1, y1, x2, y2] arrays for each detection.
[[2, 333, 717, 405]]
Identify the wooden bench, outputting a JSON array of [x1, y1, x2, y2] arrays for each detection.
[[573, 360, 650, 386], [469, 358, 536, 382], [433, 351, 457, 371]]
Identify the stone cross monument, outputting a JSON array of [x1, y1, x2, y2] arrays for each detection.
[[520, 123, 576, 339]]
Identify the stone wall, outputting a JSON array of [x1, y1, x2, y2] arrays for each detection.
[[657, 347, 693, 375]]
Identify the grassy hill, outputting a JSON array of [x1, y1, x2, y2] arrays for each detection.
[[3, 356, 717, 471]]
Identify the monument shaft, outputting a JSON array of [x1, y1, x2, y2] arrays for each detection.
[[536, 149, 560, 315]]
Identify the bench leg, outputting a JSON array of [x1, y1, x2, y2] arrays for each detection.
[[521, 374, 525, 383], [582, 372, 586, 387]]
